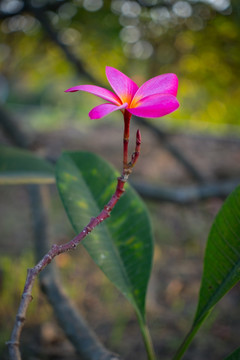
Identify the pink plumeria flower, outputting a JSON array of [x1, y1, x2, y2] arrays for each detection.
[[65, 66, 179, 120]]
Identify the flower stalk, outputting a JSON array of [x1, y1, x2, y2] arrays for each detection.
[[123, 110, 131, 169]]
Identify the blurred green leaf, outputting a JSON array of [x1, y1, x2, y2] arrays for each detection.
[[173, 184, 240, 359], [56, 151, 153, 319], [224, 347, 240, 360], [0, 145, 54, 184]]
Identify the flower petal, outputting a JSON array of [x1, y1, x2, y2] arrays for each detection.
[[65, 85, 121, 105], [128, 94, 179, 118], [131, 73, 178, 107], [89, 103, 128, 120], [106, 66, 138, 105]]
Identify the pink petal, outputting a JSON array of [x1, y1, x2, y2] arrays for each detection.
[[89, 103, 128, 120], [128, 94, 179, 118], [131, 73, 178, 106], [106, 66, 138, 105], [65, 85, 121, 105]]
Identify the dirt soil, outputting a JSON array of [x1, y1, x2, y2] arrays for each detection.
[[1, 121, 240, 360]]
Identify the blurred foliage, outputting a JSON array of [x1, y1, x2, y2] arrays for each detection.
[[0, 0, 240, 133]]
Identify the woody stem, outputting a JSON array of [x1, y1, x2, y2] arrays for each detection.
[[8, 111, 141, 360]]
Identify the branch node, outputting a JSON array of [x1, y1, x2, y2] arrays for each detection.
[[6, 340, 19, 346], [16, 315, 25, 323], [22, 293, 33, 302], [104, 205, 111, 212], [86, 225, 92, 233], [51, 244, 59, 252]]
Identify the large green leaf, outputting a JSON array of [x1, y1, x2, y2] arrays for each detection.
[[56, 151, 153, 318], [0, 145, 54, 184], [173, 185, 240, 359]]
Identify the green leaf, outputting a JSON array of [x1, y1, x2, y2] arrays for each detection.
[[0, 145, 55, 184], [224, 347, 240, 360], [56, 151, 153, 318], [173, 184, 240, 359]]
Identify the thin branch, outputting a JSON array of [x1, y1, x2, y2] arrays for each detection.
[[130, 129, 141, 168], [28, 185, 120, 360], [131, 178, 240, 204], [134, 116, 206, 183], [7, 122, 141, 360], [7, 178, 125, 359], [1, 102, 125, 360]]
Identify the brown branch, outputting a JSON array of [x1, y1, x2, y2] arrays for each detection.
[[28, 185, 120, 360], [7, 123, 141, 360], [7, 178, 125, 359], [1, 102, 125, 360], [131, 178, 240, 204], [130, 129, 141, 168]]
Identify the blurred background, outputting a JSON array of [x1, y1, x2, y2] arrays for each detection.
[[1, 0, 240, 359]]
